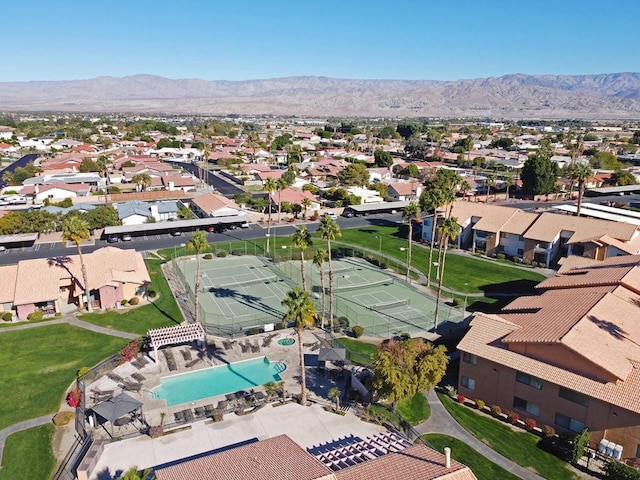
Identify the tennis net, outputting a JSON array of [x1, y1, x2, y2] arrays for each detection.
[[334, 278, 393, 292], [219, 276, 278, 288], [331, 265, 354, 274], [371, 298, 410, 310]]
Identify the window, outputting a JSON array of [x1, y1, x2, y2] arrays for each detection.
[[461, 376, 475, 391], [462, 352, 477, 365], [513, 396, 540, 416], [555, 413, 586, 433], [517, 248, 524, 255], [516, 371, 543, 390], [636, 444, 640, 459], [500, 232, 507, 239], [518, 235, 525, 242], [559, 387, 589, 407]]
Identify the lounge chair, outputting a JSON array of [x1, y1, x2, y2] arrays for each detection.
[[204, 404, 215, 415], [92, 388, 114, 402], [131, 373, 145, 383], [183, 409, 194, 422], [132, 359, 145, 370], [194, 406, 206, 417], [185, 358, 200, 368], [174, 411, 185, 423], [121, 381, 142, 393], [107, 372, 124, 383], [181, 349, 193, 361]]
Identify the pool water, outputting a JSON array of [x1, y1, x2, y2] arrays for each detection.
[[151, 356, 286, 406], [278, 338, 295, 346]]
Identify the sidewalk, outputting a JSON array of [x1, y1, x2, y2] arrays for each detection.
[[0, 415, 52, 467]]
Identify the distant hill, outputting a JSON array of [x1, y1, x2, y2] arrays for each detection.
[[0, 73, 639, 119]]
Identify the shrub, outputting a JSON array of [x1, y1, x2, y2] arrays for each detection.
[[148, 425, 164, 438], [247, 327, 262, 336], [457, 394, 466, 404], [121, 299, 129, 306], [352, 325, 364, 338], [1, 312, 12, 322], [231, 249, 245, 256], [148, 289, 157, 298], [274, 321, 285, 330], [445, 385, 457, 398], [490, 404, 502, 417], [129, 296, 140, 306], [27, 311, 44, 321], [605, 460, 640, 480], [475, 399, 485, 410], [55, 312, 62, 317], [216, 250, 227, 257], [338, 316, 349, 328], [506, 411, 519, 424], [451, 298, 461, 307], [496, 253, 506, 260], [77, 366, 90, 379], [525, 418, 537, 431], [542, 424, 555, 438], [67, 388, 82, 407], [53, 411, 75, 426], [120, 338, 140, 363], [203, 253, 213, 260]]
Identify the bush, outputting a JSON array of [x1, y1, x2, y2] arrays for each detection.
[[605, 461, 640, 480], [352, 325, 364, 338], [525, 418, 537, 431], [338, 316, 349, 328], [53, 412, 75, 426], [147, 289, 157, 298], [121, 299, 129, 306], [148, 425, 164, 438], [496, 253, 506, 260], [231, 249, 245, 256], [27, 311, 44, 321], [203, 253, 213, 260], [274, 321, 285, 330], [66, 388, 82, 407], [247, 327, 262, 336], [457, 394, 466, 404], [55, 312, 62, 317], [216, 250, 227, 257], [451, 298, 461, 307], [542, 424, 555, 438], [506, 410, 519, 424], [129, 296, 140, 306], [445, 385, 457, 398], [490, 404, 502, 417], [1, 312, 12, 322], [77, 366, 90, 379], [475, 399, 485, 410]]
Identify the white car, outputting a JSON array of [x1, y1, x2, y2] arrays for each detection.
[[121, 234, 132, 242], [323, 212, 338, 220]]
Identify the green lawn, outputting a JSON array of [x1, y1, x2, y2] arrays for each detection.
[[397, 391, 430, 425], [422, 434, 521, 480], [0, 425, 56, 480], [334, 337, 379, 365], [0, 324, 127, 430], [438, 393, 577, 480], [79, 259, 183, 335]]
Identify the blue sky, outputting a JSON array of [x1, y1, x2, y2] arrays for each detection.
[[3, 0, 639, 82]]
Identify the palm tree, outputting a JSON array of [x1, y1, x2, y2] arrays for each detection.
[[433, 217, 461, 330], [486, 174, 495, 202], [313, 248, 329, 323], [290, 225, 312, 291], [402, 201, 420, 284], [459, 180, 471, 201], [318, 216, 341, 331], [281, 288, 316, 405], [328, 387, 340, 412], [62, 215, 92, 312], [264, 177, 277, 253], [276, 177, 287, 224], [567, 163, 593, 217], [119, 467, 154, 480], [301, 197, 312, 219], [186, 230, 209, 325], [419, 188, 444, 288], [505, 176, 514, 200], [131, 173, 151, 192]]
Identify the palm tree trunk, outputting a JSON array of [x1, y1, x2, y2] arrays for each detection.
[[194, 254, 201, 324], [319, 269, 326, 322], [433, 236, 449, 330], [300, 251, 306, 291], [577, 183, 584, 217], [426, 212, 438, 288], [406, 223, 412, 284], [297, 326, 307, 405], [327, 240, 334, 331], [76, 242, 92, 312], [277, 190, 282, 224]]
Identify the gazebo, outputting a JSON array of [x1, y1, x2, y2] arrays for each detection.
[[317, 347, 347, 369], [148, 323, 207, 367], [91, 392, 143, 437]]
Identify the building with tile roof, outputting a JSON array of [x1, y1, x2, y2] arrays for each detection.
[[0, 247, 150, 319], [457, 255, 640, 463]]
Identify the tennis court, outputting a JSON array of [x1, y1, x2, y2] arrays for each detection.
[[172, 256, 295, 336]]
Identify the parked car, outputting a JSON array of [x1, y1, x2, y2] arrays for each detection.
[[170, 231, 183, 237], [323, 212, 338, 220], [107, 235, 119, 243], [121, 234, 132, 242]]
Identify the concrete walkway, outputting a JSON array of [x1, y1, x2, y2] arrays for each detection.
[[415, 390, 546, 480], [0, 313, 137, 340], [0, 415, 53, 467]]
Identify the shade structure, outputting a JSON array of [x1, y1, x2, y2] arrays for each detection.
[[91, 392, 143, 436], [318, 347, 346, 363]]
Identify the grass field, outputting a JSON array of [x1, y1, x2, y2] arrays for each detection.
[[79, 259, 183, 335], [0, 425, 56, 480], [0, 324, 127, 430], [396, 391, 430, 425], [438, 393, 577, 480], [422, 433, 521, 480], [335, 337, 379, 365]]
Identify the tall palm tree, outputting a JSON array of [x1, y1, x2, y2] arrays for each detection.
[[505, 176, 514, 200], [119, 466, 155, 480], [62, 215, 92, 312], [318, 216, 341, 331], [264, 177, 277, 253], [402, 201, 420, 284], [313, 248, 329, 323], [281, 288, 316, 405], [290, 225, 311, 291], [301, 197, 312, 219], [433, 216, 461, 331], [276, 177, 287, 224], [459, 180, 471, 201], [486, 174, 495, 202], [131, 173, 151, 192], [567, 162, 593, 217], [186, 230, 209, 325], [419, 188, 444, 288]]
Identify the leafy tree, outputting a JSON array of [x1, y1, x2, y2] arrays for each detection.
[[404, 137, 429, 159], [79, 158, 100, 173], [271, 133, 292, 150], [399, 164, 419, 178], [62, 215, 92, 312], [566, 163, 593, 217], [281, 288, 316, 405], [372, 337, 447, 409], [187, 230, 209, 325], [83, 205, 119, 229], [521, 153, 559, 197], [402, 201, 420, 284], [571, 429, 590, 464], [370, 182, 388, 199], [396, 122, 419, 139], [318, 216, 341, 330], [291, 226, 312, 291], [378, 125, 396, 139], [589, 151, 621, 170], [338, 163, 370, 187], [491, 137, 514, 149], [608, 170, 637, 186], [434, 217, 460, 330], [373, 149, 393, 167], [313, 248, 329, 325]]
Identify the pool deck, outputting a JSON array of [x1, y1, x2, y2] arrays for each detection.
[[90, 402, 387, 480]]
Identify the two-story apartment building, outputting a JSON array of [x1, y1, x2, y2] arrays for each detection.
[[457, 255, 640, 464]]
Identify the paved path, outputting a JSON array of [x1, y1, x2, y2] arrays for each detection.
[[0, 314, 137, 340], [415, 390, 546, 480], [0, 415, 52, 468]]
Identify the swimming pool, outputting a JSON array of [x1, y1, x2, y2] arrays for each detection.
[[151, 356, 286, 406]]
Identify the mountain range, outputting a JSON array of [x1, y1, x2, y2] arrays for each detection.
[[0, 73, 639, 119]]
